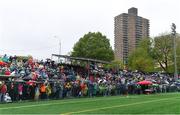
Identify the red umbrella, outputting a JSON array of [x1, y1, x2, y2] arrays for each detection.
[[0, 61, 7, 66], [137, 80, 152, 85], [26, 80, 36, 85]]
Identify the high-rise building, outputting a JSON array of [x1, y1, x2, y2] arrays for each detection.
[[114, 7, 149, 64]]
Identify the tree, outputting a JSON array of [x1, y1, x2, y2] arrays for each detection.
[[71, 32, 114, 61], [174, 34, 180, 73], [104, 60, 124, 70], [128, 38, 154, 72], [152, 34, 173, 73], [127, 33, 180, 73]]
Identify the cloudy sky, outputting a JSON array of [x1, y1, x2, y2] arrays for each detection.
[[0, 0, 179, 59]]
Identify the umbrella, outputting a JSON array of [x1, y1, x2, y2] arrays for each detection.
[[152, 83, 159, 87], [0, 61, 7, 66], [26, 80, 36, 85], [151, 80, 157, 83], [15, 79, 25, 83], [137, 80, 152, 85], [162, 80, 169, 84], [175, 82, 180, 86], [23, 76, 32, 81], [145, 89, 153, 92]]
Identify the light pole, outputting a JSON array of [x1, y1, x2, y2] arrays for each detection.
[[53, 36, 61, 63], [171, 23, 178, 79]]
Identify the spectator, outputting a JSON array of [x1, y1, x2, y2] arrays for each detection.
[[18, 83, 23, 101], [0, 81, 7, 103], [40, 83, 46, 99]]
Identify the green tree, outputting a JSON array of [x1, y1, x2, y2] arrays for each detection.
[[173, 34, 180, 73], [128, 38, 154, 72], [152, 34, 173, 73], [71, 32, 114, 61], [104, 60, 124, 70], [127, 33, 180, 73]]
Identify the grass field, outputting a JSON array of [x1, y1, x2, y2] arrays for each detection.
[[0, 93, 180, 114]]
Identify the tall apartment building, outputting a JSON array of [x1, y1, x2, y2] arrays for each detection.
[[114, 7, 149, 64]]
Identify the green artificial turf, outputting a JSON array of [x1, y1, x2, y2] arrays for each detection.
[[0, 93, 180, 114]]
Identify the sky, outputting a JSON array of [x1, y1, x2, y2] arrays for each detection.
[[0, 0, 180, 60]]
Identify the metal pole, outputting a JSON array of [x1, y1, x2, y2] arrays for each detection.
[[59, 39, 61, 63], [171, 23, 178, 79], [88, 59, 90, 78], [54, 36, 61, 63]]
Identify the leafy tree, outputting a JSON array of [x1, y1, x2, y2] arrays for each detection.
[[128, 38, 154, 72], [152, 34, 173, 73], [71, 32, 114, 61], [104, 60, 124, 70], [173, 34, 180, 73], [127, 33, 180, 73]]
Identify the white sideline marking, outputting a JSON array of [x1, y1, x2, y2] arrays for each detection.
[[62, 96, 180, 114], [0, 95, 139, 110]]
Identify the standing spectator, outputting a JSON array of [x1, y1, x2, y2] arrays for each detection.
[[18, 83, 23, 101], [40, 83, 46, 99], [34, 84, 40, 101], [115, 82, 121, 95], [93, 82, 98, 96], [9, 82, 15, 101], [65, 82, 72, 97], [0, 81, 7, 103], [58, 82, 64, 99], [46, 83, 52, 99], [88, 81, 94, 97]]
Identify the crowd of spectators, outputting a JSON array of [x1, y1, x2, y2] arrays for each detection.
[[0, 54, 180, 103]]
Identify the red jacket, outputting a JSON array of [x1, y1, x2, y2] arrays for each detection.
[[0, 84, 7, 93]]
